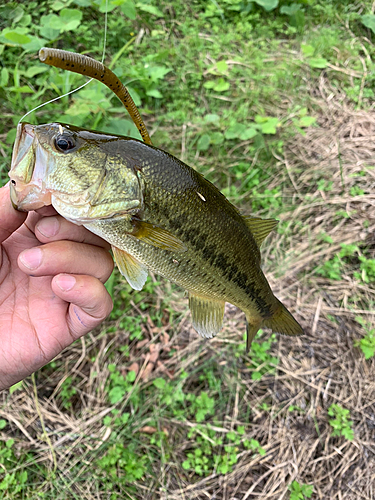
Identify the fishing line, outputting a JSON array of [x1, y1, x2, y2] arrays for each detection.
[[18, 0, 108, 123]]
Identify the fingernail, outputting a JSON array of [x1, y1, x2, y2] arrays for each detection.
[[20, 247, 42, 270], [55, 274, 76, 291], [37, 217, 59, 238]]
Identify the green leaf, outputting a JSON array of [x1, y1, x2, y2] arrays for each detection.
[[24, 65, 48, 78], [4, 31, 31, 44], [361, 14, 375, 34], [108, 386, 126, 404], [203, 80, 215, 89], [280, 4, 302, 16], [97, 0, 117, 12], [216, 60, 228, 73], [308, 57, 328, 69], [197, 134, 211, 151], [213, 78, 230, 92], [74, 0, 92, 5], [60, 8, 83, 32], [147, 65, 171, 81], [6, 438, 14, 448], [19, 471, 28, 484], [146, 88, 163, 98], [121, 0, 136, 19], [137, 3, 164, 17], [260, 118, 279, 134], [10, 5, 24, 24], [298, 116, 316, 127], [0, 67, 9, 87], [239, 127, 258, 140], [210, 131, 224, 145], [301, 44, 314, 57], [52, 0, 72, 10], [225, 123, 246, 140], [39, 14, 62, 39], [0, 419, 7, 430], [9, 381, 22, 394], [153, 377, 166, 389], [253, 0, 278, 11], [105, 118, 139, 139], [204, 113, 220, 123]]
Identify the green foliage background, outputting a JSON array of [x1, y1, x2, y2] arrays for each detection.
[[1, 0, 375, 498]]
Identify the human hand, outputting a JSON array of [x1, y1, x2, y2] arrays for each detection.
[[0, 183, 114, 390]]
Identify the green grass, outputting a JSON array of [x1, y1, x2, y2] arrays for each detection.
[[288, 480, 314, 500], [328, 404, 355, 441]]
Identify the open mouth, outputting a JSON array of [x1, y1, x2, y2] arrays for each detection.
[[9, 123, 52, 211], [11, 123, 35, 175]]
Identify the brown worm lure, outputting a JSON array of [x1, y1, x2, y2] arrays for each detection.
[[39, 47, 152, 145]]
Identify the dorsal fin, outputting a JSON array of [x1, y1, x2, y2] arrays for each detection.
[[243, 216, 278, 248]]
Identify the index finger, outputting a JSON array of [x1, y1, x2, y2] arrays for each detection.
[[35, 215, 111, 250], [0, 183, 27, 244]]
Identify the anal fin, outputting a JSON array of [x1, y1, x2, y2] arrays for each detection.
[[112, 246, 148, 291], [189, 294, 225, 339]]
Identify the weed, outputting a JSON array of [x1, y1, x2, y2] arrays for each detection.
[[107, 364, 137, 404], [58, 376, 77, 409], [328, 404, 354, 440], [248, 333, 279, 380], [182, 425, 265, 476], [152, 377, 186, 417], [316, 243, 375, 284], [354, 316, 375, 359], [0, 439, 31, 496], [288, 480, 314, 500], [96, 440, 147, 484], [187, 391, 215, 422]]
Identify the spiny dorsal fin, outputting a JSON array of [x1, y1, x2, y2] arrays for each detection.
[[133, 220, 187, 252], [243, 216, 278, 248], [112, 246, 148, 291], [189, 294, 225, 339]]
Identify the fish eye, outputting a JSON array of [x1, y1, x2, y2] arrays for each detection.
[[55, 134, 75, 152]]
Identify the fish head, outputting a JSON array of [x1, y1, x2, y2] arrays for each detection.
[[9, 122, 143, 223]]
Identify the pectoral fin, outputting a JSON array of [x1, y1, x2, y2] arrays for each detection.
[[243, 216, 278, 248], [133, 219, 186, 252], [112, 246, 148, 291], [189, 294, 225, 339]]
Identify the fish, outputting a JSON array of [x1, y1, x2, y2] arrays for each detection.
[[9, 121, 304, 350]]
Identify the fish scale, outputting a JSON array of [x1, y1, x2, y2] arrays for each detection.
[[9, 122, 304, 350]]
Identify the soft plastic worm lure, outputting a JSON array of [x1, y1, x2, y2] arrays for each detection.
[[39, 47, 152, 145]]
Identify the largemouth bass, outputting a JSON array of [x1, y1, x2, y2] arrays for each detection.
[[9, 122, 303, 349]]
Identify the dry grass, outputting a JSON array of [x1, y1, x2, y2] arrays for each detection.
[[1, 80, 375, 499]]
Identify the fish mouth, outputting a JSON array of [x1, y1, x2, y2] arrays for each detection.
[[9, 123, 52, 211]]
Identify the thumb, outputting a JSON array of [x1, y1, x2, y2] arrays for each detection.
[[0, 183, 27, 244]]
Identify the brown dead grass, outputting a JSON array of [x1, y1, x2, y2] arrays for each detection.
[[1, 79, 375, 499]]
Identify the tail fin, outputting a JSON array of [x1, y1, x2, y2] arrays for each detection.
[[245, 300, 303, 352], [263, 299, 304, 336]]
